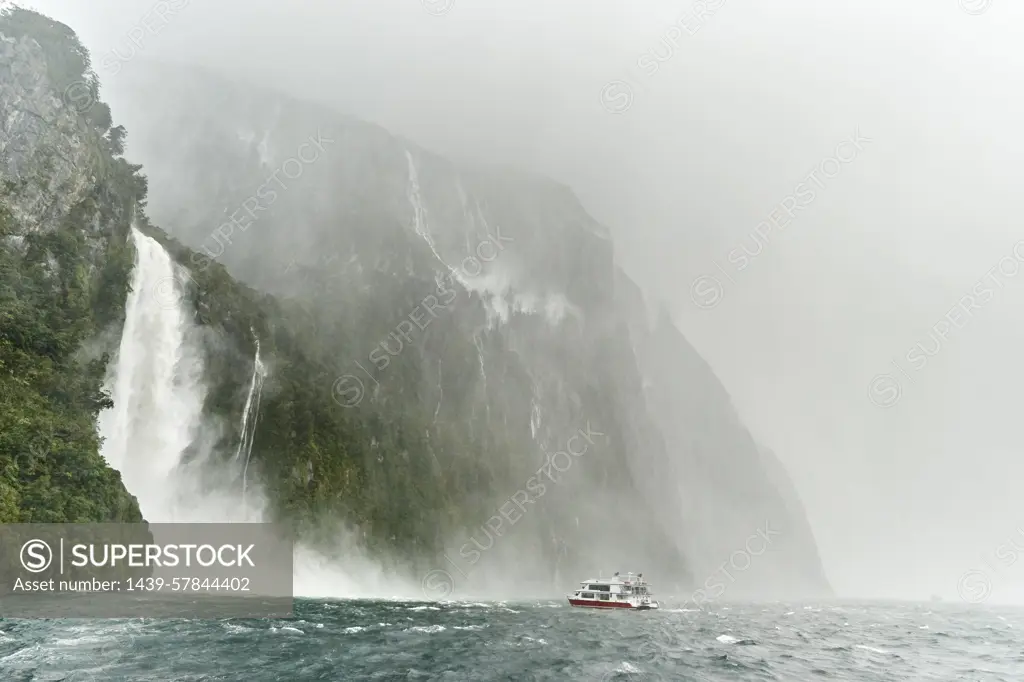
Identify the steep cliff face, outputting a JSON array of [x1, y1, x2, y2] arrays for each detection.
[[0, 8, 145, 523], [625, 289, 831, 597], [1, 5, 830, 598]]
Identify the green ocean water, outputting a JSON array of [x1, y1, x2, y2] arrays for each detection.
[[2, 598, 1022, 680]]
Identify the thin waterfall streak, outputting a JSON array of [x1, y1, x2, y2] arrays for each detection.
[[241, 372, 264, 497], [234, 334, 263, 462], [240, 336, 266, 507]]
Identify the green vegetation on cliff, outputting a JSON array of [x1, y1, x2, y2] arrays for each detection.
[[0, 201, 142, 522], [0, 7, 145, 523]]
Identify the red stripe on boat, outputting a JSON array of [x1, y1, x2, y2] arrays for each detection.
[[567, 599, 634, 608]]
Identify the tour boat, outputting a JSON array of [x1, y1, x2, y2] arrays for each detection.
[[567, 572, 659, 610]]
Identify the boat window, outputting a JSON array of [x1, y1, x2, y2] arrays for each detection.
[[600, 594, 610, 600], [588, 584, 610, 591], [582, 593, 594, 599]]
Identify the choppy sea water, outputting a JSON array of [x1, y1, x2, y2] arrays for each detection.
[[1, 599, 1022, 680]]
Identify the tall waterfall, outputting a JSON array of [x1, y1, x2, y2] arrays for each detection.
[[97, 227, 260, 523], [97, 228, 207, 522]]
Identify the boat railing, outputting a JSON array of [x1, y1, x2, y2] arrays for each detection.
[[614, 573, 647, 585], [583, 573, 646, 583], [577, 574, 651, 591]]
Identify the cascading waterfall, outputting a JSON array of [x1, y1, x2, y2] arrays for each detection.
[[98, 227, 261, 523], [97, 227, 208, 522]]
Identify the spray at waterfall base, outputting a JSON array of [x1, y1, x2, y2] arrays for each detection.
[[420, 422, 607, 599]]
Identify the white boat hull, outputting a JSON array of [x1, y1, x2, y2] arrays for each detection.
[[567, 596, 659, 610]]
